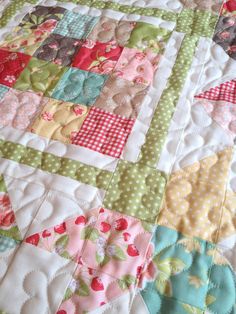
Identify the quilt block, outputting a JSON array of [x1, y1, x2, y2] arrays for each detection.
[[0, 1, 236, 314]]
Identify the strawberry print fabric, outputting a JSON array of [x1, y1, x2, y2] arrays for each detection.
[[71, 107, 135, 158], [0, 50, 31, 87], [72, 40, 123, 74]]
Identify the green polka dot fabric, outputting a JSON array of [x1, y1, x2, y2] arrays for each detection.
[[0, 1, 235, 314]]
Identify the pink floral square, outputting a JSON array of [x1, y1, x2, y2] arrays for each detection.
[[72, 39, 123, 74], [0, 89, 45, 130], [81, 208, 152, 279], [57, 264, 135, 314], [113, 47, 160, 85]]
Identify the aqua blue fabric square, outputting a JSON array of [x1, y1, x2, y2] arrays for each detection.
[[51, 68, 108, 105], [0, 235, 19, 252], [0, 84, 9, 100], [53, 11, 99, 39]]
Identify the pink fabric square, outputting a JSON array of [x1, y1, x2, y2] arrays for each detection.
[[57, 264, 135, 313], [0, 89, 45, 130], [71, 107, 135, 158], [81, 208, 152, 279], [24, 214, 90, 263], [0, 50, 31, 87], [72, 39, 123, 74], [113, 47, 160, 85]]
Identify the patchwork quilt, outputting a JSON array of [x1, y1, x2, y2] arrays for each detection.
[[0, 0, 236, 313]]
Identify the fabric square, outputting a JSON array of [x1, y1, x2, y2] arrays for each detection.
[[81, 208, 152, 279], [213, 16, 236, 60], [88, 16, 135, 46], [0, 50, 31, 87], [24, 214, 88, 263], [127, 22, 171, 53], [103, 161, 166, 222], [94, 75, 148, 118], [0, 26, 51, 56], [157, 148, 233, 242], [0, 89, 45, 130], [13, 57, 66, 96], [140, 226, 215, 311], [113, 47, 160, 85], [51, 68, 107, 105], [30, 98, 89, 143], [58, 264, 135, 313], [19, 5, 66, 30], [71, 107, 135, 158], [0, 84, 9, 100], [53, 11, 98, 39], [34, 33, 82, 66], [72, 39, 123, 74]]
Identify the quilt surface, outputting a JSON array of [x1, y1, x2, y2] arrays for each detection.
[[0, 0, 236, 313]]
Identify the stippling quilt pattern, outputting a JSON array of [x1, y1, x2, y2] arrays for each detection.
[[0, 0, 235, 314]]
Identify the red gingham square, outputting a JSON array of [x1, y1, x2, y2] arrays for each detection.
[[71, 107, 135, 158], [0, 50, 31, 87], [195, 79, 236, 104]]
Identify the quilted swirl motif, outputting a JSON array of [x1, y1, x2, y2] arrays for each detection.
[[34, 33, 82, 66], [0, 88, 45, 130], [88, 16, 135, 46], [51, 68, 108, 105], [30, 99, 89, 143], [94, 75, 148, 118]]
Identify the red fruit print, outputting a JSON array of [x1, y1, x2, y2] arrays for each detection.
[[100, 221, 111, 233], [115, 218, 128, 231], [42, 230, 51, 238], [57, 311, 67, 314], [99, 208, 105, 214], [136, 265, 143, 278], [100, 302, 106, 306], [91, 277, 104, 291], [123, 232, 131, 242], [127, 244, 140, 257], [88, 267, 94, 275], [75, 215, 86, 225], [54, 222, 66, 234], [25, 233, 40, 246], [224, 0, 236, 12]]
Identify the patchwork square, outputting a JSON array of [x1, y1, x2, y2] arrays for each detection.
[[58, 265, 135, 313], [53, 11, 99, 39], [94, 75, 148, 118], [0, 27, 51, 56], [103, 161, 166, 221], [13, 57, 66, 96], [30, 99, 89, 143], [113, 48, 160, 85], [213, 15, 236, 60], [0, 89, 45, 130], [19, 5, 66, 30], [127, 22, 171, 53], [88, 16, 135, 46], [72, 40, 123, 74], [51, 68, 108, 105], [81, 208, 152, 279], [0, 50, 31, 87], [33, 33, 82, 66], [71, 107, 135, 158]]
